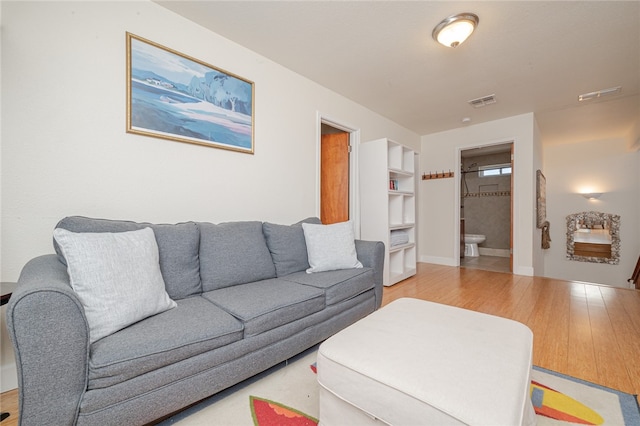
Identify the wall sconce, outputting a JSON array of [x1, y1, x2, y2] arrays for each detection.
[[581, 193, 602, 200]]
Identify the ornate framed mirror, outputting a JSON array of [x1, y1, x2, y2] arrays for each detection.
[[566, 211, 620, 264]]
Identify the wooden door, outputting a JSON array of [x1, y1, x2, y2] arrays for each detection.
[[321, 132, 349, 224], [630, 255, 640, 289], [510, 144, 514, 272]]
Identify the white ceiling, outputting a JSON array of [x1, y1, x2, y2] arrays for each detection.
[[157, 1, 639, 146]]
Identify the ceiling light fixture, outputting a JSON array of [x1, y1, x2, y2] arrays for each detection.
[[432, 13, 479, 48], [578, 86, 622, 102]]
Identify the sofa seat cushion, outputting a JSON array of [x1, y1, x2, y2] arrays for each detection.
[[202, 279, 325, 337], [199, 221, 276, 291], [282, 267, 375, 306], [54, 216, 201, 300], [87, 296, 243, 389]]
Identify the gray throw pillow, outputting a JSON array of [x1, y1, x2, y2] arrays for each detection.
[[53, 227, 177, 344], [302, 221, 363, 273], [263, 217, 321, 276]]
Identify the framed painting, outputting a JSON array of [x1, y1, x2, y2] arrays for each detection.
[[126, 33, 254, 154], [536, 170, 546, 228]]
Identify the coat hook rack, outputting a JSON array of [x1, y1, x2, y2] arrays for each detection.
[[422, 170, 455, 180]]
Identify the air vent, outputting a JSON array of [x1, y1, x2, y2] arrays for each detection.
[[468, 94, 497, 108]]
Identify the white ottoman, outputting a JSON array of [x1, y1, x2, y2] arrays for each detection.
[[317, 298, 536, 425]]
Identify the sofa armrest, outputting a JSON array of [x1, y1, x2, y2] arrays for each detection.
[[6, 254, 89, 426], [355, 240, 385, 309]]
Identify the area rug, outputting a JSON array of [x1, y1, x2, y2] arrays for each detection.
[[160, 347, 640, 425]]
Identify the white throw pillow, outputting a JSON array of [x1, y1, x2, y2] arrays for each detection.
[[53, 227, 177, 344], [302, 221, 363, 273]]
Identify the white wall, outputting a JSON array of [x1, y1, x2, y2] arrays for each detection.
[[0, 1, 419, 391], [419, 113, 543, 276], [543, 138, 639, 287], [0, 1, 421, 280]]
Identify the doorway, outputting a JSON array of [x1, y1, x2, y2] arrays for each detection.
[[319, 118, 359, 229], [459, 143, 513, 273], [321, 126, 349, 224]]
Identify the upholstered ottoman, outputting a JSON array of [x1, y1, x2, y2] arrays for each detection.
[[317, 298, 536, 425]]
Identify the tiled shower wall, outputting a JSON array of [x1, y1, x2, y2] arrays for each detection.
[[461, 152, 511, 252]]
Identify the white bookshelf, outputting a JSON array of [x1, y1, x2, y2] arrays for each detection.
[[359, 138, 417, 286]]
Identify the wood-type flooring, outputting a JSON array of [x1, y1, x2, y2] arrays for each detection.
[[2, 262, 640, 424]]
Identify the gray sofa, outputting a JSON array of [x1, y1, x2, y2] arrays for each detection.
[[6, 216, 384, 426]]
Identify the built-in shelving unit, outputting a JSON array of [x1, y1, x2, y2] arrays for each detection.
[[359, 138, 417, 286]]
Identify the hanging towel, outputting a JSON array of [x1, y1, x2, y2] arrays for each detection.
[[541, 221, 551, 249]]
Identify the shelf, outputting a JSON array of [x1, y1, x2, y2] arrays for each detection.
[[389, 168, 413, 177], [389, 242, 415, 253], [360, 137, 417, 287], [387, 272, 403, 286], [390, 223, 415, 230], [387, 249, 416, 286], [388, 190, 414, 196], [388, 172, 414, 192], [387, 141, 415, 174], [404, 266, 417, 278]]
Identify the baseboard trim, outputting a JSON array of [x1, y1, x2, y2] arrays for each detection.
[[420, 256, 457, 266], [514, 266, 534, 276], [0, 363, 17, 393]]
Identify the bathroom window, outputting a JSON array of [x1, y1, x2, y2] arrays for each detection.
[[478, 163, 512, 177]]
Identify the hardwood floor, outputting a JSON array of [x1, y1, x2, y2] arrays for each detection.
[[383, 263, 640, 402], [2, 262, 640, 422], [0, 389, 17, 426], [460, 254, 510, 273]]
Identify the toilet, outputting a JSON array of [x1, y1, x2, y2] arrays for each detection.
[[464, 234, 486, 257]]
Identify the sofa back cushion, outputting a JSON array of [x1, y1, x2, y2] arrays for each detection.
[[54, 216, 201, 300], [199, 221, 276, 291], [262, 217, 321, 277]]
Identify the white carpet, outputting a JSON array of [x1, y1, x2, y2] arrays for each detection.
[[161, 348, 319, 426], [160, 347, 640, 425]]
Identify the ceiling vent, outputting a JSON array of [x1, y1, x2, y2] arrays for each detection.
[[468, 94, 496, 108]]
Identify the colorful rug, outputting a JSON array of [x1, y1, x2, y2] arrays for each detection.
[[160, 347, 640, 425]]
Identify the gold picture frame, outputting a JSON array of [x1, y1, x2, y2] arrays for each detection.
[[536, 170, 546, 228], [126, 33, 254, 154]]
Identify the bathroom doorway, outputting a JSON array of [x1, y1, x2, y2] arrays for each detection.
[[460, 143, 513, 273]]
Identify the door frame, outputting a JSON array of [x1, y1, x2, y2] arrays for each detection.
[[456, 140, 514, 271], [316, 112, 361, 237]]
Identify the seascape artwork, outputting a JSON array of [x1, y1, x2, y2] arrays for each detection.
[[127, 33, 254, 153]]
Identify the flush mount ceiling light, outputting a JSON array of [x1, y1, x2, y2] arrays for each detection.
[[432, 13, 479, 48], [578, 86, 622, 102]]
